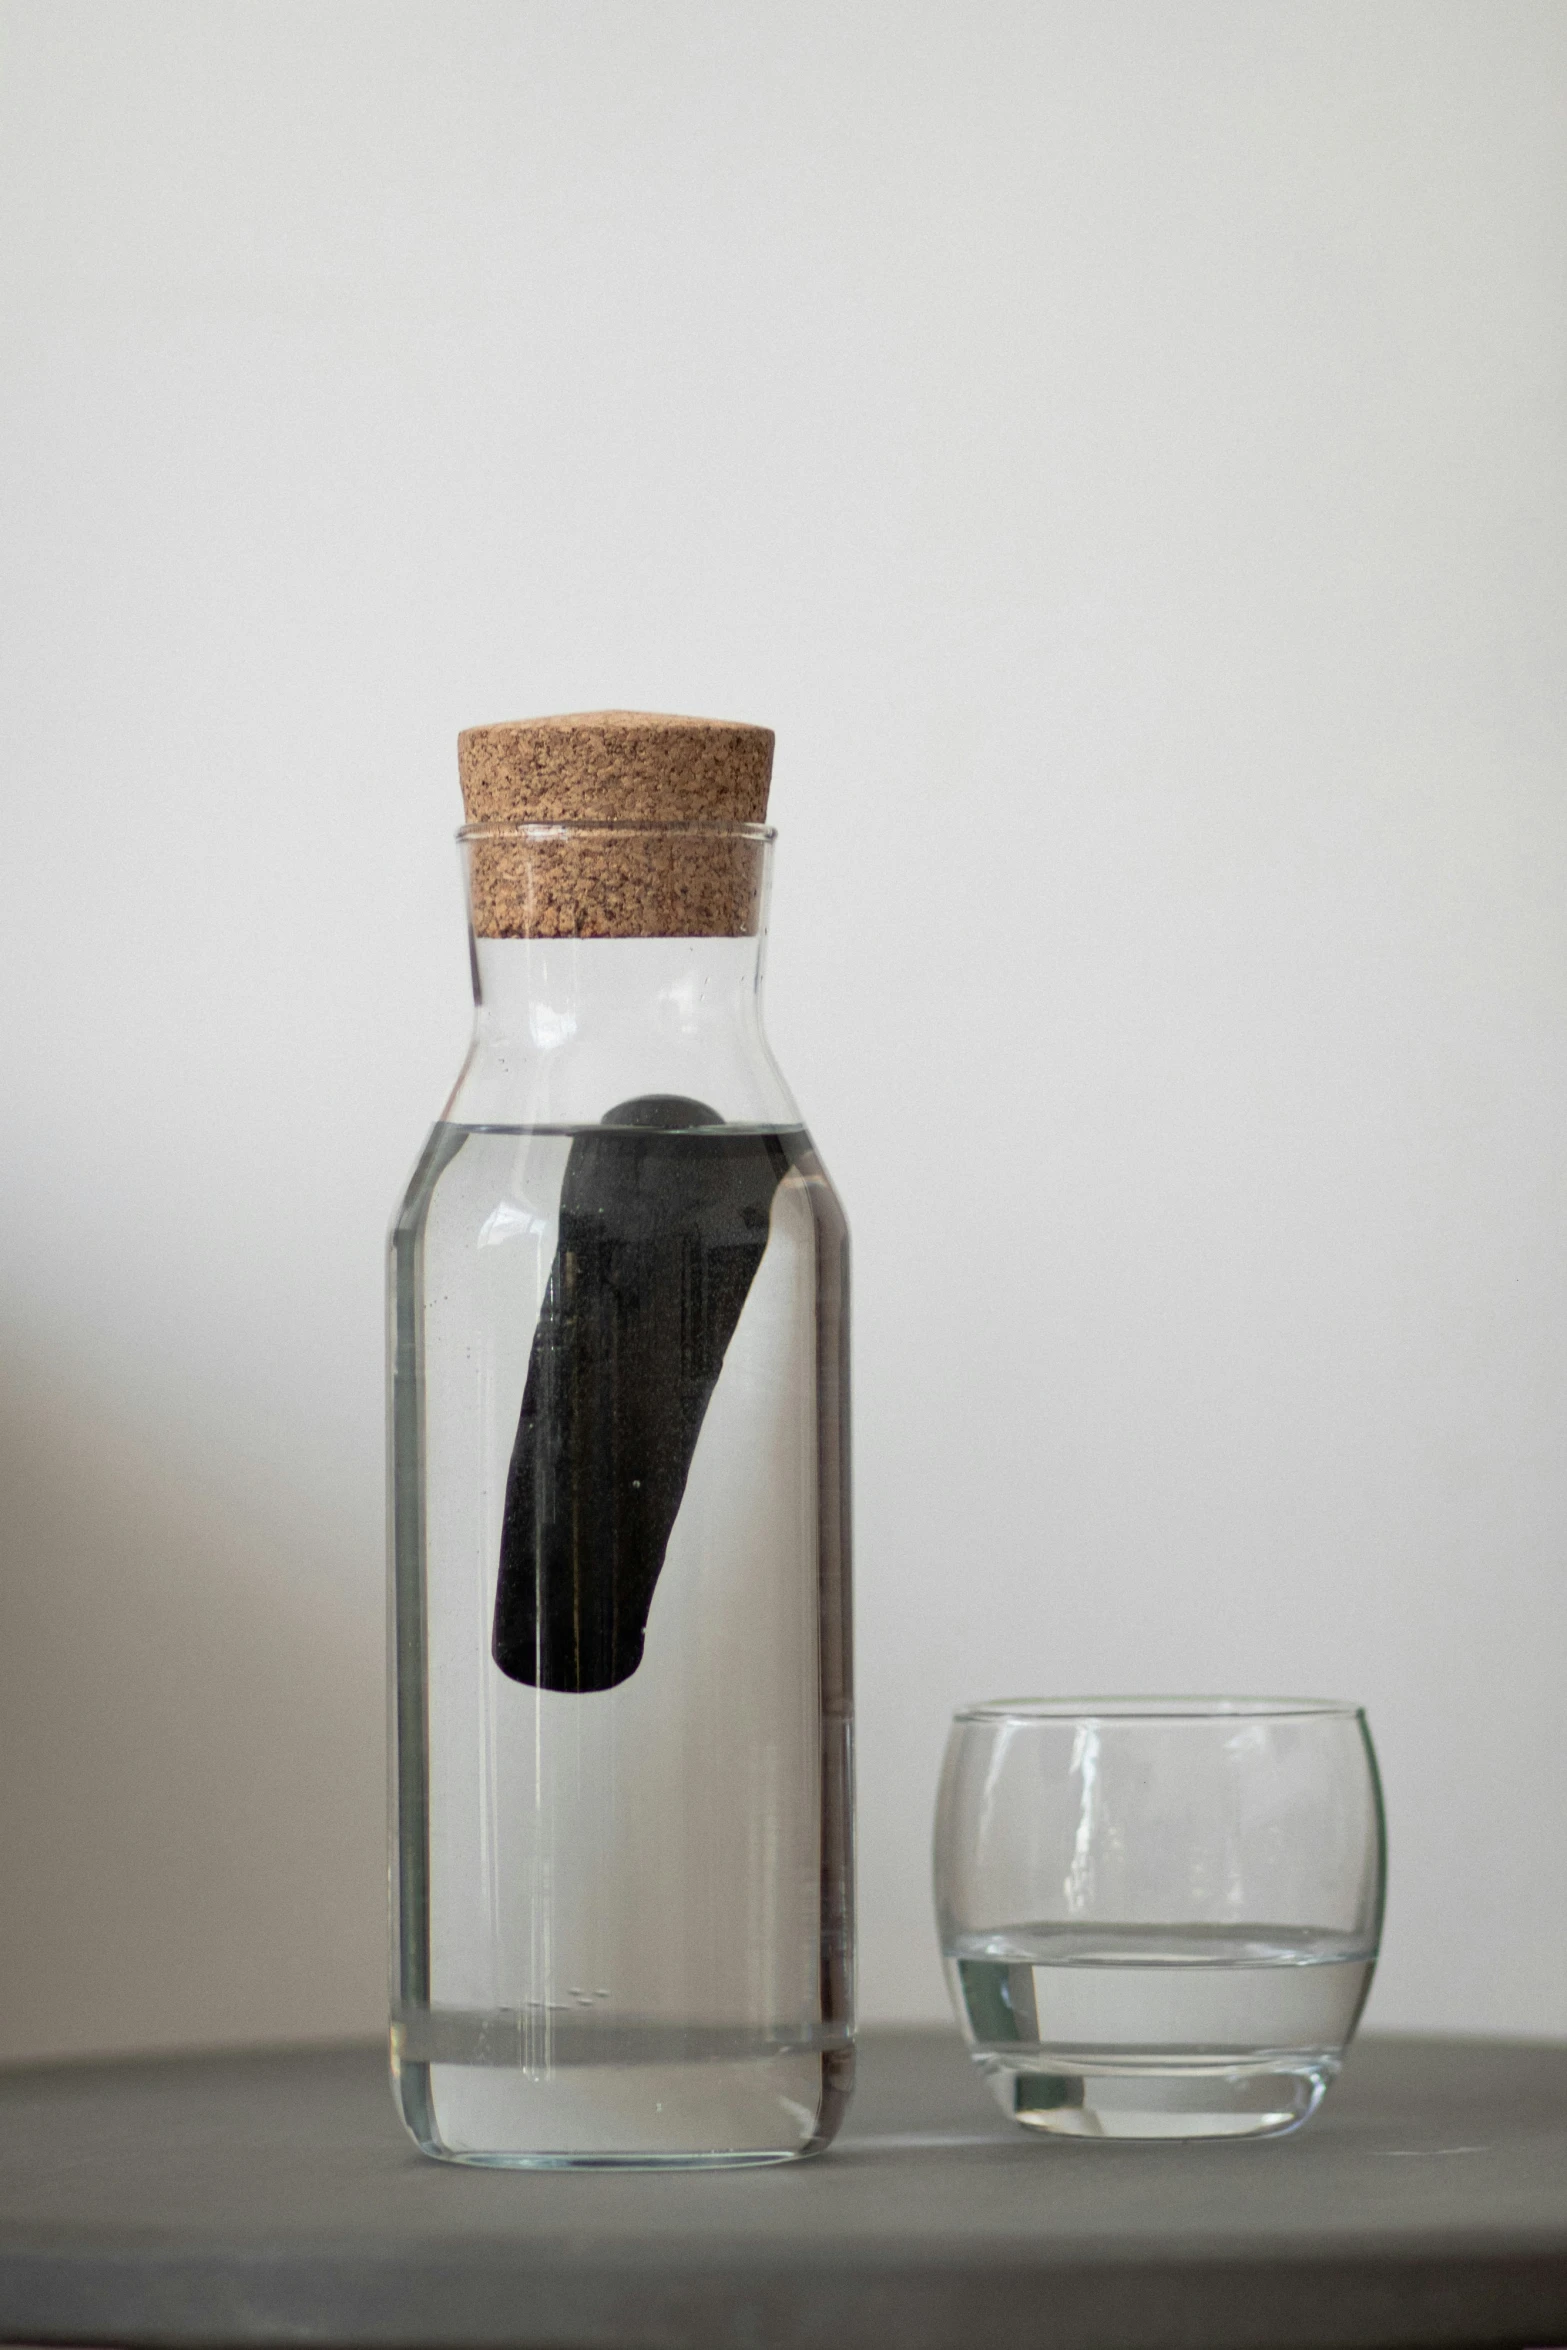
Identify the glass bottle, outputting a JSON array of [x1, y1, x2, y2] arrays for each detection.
[[388, 714, 853, 2167]]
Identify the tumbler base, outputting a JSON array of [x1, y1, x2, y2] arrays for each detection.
[[979, 2052, 1337, 2141]]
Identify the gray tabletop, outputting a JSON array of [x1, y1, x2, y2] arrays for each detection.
[[0, 2029, 1563, 2350]]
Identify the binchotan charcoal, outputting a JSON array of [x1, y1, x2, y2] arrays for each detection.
[[492, 1095, 788, 1692]]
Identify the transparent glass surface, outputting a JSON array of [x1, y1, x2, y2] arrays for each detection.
[[389, 829, 853, 2167], [933, 1698, 1385, 2141]]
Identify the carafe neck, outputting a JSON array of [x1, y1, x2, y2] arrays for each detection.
[[445, 932, 800, 1131]]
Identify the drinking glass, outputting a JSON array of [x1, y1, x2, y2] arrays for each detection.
[[934, 1698, 1385, 2140]]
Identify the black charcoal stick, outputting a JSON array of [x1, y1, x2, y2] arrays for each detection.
[[492, 1095, 788, 1692]]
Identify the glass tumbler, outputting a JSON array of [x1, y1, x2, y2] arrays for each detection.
[[934, 1698, 1385, 2140]]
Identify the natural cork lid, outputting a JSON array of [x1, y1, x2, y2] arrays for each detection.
[[458, 711, 773, 828], [456, 711, 775, 940]]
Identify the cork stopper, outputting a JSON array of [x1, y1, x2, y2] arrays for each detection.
[[458, 712, 774, 940]]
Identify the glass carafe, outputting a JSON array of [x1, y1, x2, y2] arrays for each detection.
[[388, 761, 853, 2168]]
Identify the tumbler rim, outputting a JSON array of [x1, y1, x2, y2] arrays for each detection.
[[952, 1695, 1363, 1724]]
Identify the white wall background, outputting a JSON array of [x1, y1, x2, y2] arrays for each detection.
[[1, 0, 1564, 2060]]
